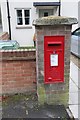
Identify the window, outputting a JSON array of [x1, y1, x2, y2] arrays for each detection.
[[39, 9, 53, 18], [44, 12, 48, 17], [16, 9, 30, 26]]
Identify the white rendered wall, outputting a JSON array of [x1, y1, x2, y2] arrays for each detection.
[[1, 0, 79, 46], [9, 2, 36, 46], [1, 0, 60, 46], [78, 1, 80, 27], [1, 1, 9, 33], [61, 0, 79, 31], [1, 1, 36, 46]]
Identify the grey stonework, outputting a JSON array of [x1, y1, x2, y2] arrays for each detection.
[[33, 16, 78, 26], [33, 16, 77, 106]]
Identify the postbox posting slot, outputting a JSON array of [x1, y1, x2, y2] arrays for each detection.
[[48, 42, 62, 46]]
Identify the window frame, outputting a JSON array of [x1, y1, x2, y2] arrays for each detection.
[[16, 8, 31, 27], [72, 28, 80, 37]]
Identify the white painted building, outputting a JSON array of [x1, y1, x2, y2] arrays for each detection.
[[0, 10, 1, 24], [61, 0, 80, 31], [0, 0, 79, 46]]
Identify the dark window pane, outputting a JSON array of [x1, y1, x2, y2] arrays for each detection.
[[17, 18, 23, 25], [24, 10, 29, 17], [25, 18, 29, 25], [44, 12, 48, 17], [17, 10, 22, 17]]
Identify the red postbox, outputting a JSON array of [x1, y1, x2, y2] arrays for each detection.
[[44, 36, 64, 84]]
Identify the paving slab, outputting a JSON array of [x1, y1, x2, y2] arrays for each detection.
[[2, 94, 70, 119]]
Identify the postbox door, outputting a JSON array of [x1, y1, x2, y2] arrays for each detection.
[[44, 36, 64, 84]]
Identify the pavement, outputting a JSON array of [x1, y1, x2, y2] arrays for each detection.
[[2, 93, 70, 119], [69, 54, 80, 119]]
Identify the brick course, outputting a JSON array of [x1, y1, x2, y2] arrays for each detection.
[[0, 49, 36, 95]]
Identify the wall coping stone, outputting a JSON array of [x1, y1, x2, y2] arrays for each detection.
[[0, 48, 36, 52], [0, 49, 36, 61], [33, 16, 78, 26]]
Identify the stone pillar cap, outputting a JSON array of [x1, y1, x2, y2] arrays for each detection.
[[33, 16, 78, 26]]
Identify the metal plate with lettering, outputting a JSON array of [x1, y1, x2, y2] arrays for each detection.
[[50, 54, 58, 66]]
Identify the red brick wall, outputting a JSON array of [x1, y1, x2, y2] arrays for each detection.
[[0, 50, 36, 95], [0, 32, 9, 40]]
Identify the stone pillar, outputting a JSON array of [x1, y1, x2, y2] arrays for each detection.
[[33, 16, 77, 106]]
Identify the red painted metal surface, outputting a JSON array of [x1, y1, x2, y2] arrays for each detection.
[[44, 36, 64, 84]]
